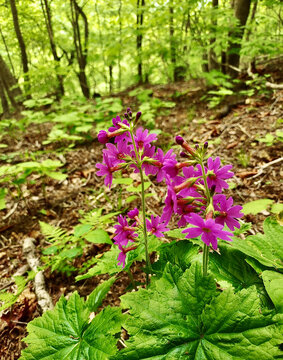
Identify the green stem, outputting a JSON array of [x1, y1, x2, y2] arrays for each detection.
[[129, 128, 150, 286], [128, 268, 137, 291], [200, 161, 210, 203], [200, 160, 211, 277], [139, 167, 151, 286], [203, 244, 209, 276]]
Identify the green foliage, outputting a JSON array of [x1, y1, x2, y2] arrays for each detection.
[[242, 199, 274, 215], [232, 217, 283, 271], [76, 235, 162, 281], [20, 283, 124, 360], [113, 262, 282, 359], [40, 221, 82, 274], [40, 207, 116, 274], [0, 159, 66, 185], [210, 243, 264, 292], [129, 87, 175, 129], [257, 131, 283, 147], [237, 150, 250, 168], [262, 271, 283, 313], [0, 188, 7, 210], [0, 273, 35, 312], [23, 97, 55, 109]]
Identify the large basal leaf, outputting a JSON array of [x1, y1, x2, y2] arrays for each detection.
[[85, 276, 116, 312], [151, 240, 201, 277], [20, 289, 124, 359], [113, 262, 282, 360], [262, 271, 283, 313], [210, 243, 263, 291], [231, 217, 283, 270]]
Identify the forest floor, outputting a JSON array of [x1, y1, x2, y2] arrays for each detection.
[[0, 72, 282, 358]]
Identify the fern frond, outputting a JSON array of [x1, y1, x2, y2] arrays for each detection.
[[39, 221, 71, 245]]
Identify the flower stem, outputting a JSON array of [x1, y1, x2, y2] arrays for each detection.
[[128, 268, 137, 291], [200, 161, 210, 203], [203, 244, 209, 276], [129, 127, 150, 286], [139, 167, 151, 286], [200, 160, 211, 276]]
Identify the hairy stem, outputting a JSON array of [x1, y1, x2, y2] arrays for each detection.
[[129, 127, 150, 286], [203, 244, 209, 276], [200, 160, 211, 276], [128, 268, 137, 291]]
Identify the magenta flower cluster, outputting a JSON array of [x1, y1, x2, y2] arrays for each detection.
[[96, 109, 243, 267]]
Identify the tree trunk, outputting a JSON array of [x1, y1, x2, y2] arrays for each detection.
[[183, 6, 191, 54], [208, 0, 219, 71], [227, 0, 251, 78], [118, 0, 122, 90], [137, 0, 145, 83], [0, 54, 22, 109], [40, 0, 64, 97], [169, 0, 177, 81], [9, 0, 31, 96], [0, 25, 15, 77], [70, 0, 90, 98], [0, 77, 9, 116], [109, 65, 113, 93]]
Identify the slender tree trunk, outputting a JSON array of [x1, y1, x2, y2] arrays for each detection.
[[0, 54, 22, 109], [227, 0, 251, 78], [0, 26, 15, 77], [137, 0, 145, 83], [9, 0, 31, 96], [169, 0, 177, 81], [245, 0, 258, 72], [118, 0, 122, 90], [109, 65, 113, 93], [0, 77, 9, 116], [183, 6, 191, 54], [40, 0, 64, 97], [208, 0, 219, 71], [70, 0, 90, 98]]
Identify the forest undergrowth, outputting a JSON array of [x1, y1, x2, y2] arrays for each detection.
[[0, 72, 282, 358]]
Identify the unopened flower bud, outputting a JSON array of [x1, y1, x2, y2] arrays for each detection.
[[204, 142, 208, 149], [124, 113, 129, 119], [180, 151, 189, 158], [128, 208, 139, 219], [98, 130, 108, 144], [127, 107, 131, 113], [195, 144, 199, 149], [135, 111, 142, 121], [175, 135, 184, 145]]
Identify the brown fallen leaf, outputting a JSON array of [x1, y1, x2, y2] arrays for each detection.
[[236, 171, 258, 179], [0, 224, 13, 233], [81, 168, 96, 178], [226, 141, 238, 150]]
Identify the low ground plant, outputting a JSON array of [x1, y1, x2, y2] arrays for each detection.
[[20, 109, 283, 360]]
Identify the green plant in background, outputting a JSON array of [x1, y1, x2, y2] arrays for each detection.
[[257, 130, 283, 146], [242, 199, 283, 216], [129, 88, 175, 129], [40, 208, 119, 275], [0, 159, 67, 204], [0, 272, 35, 312], [237, 149, 251, 168]]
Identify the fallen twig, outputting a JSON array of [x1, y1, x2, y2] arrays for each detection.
[[22, 237, 53, 312], [250, 156, 283, 179], [3, 202, 18, 220]]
